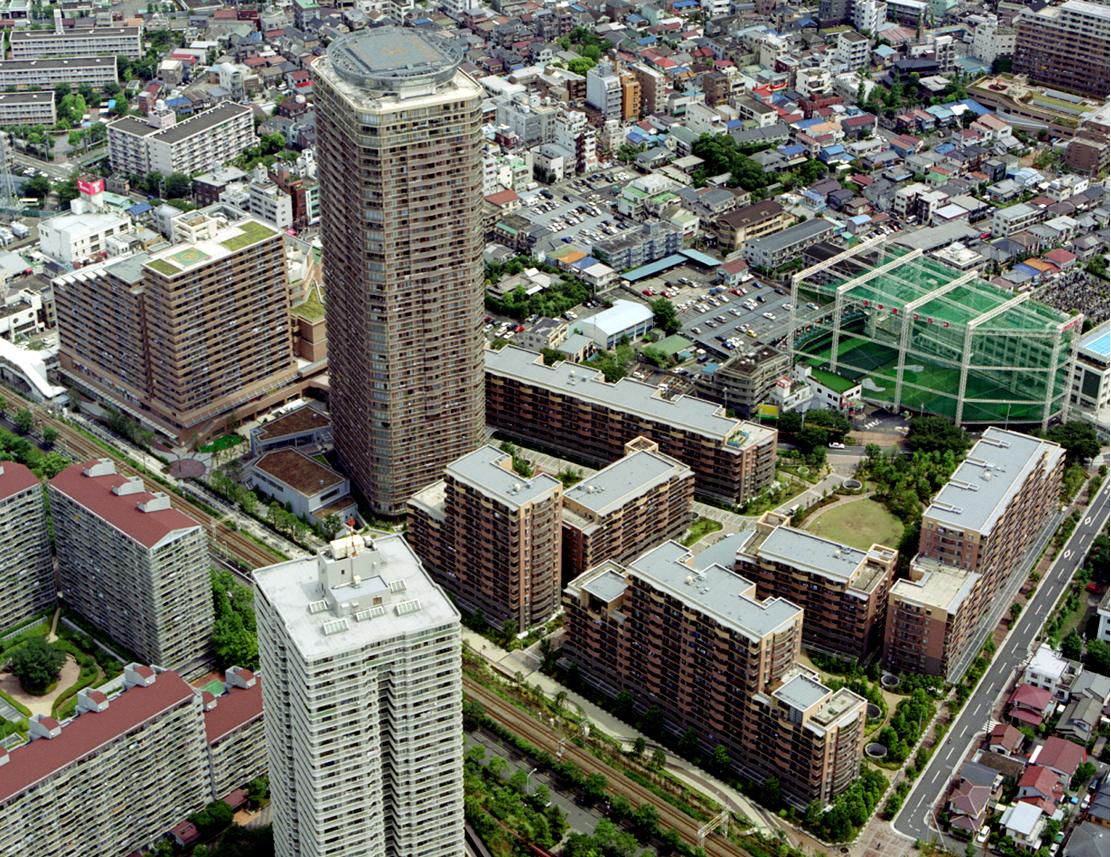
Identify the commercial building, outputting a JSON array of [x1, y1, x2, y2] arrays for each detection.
[[107, 102, 256, 178], [49, 459, 213, 676], [485, 345, 777, 506], [1014, 0, 1110, 100], [0, 91, 55, 126], [885, 429, 1064, 681], [789, 240, 1081, 427], [744, 219, 836, 270], [54, 211, 299, 441], [9, 26, 142, 59], [255, 533, 464, 857], [247, 450, 356, 526], [715, 201, 796, 252], [0, 461, 53, 633], [0, 56, 116, 89], [38, 211, 130, 267], [0, 665, 210, 857], [561, 437, 694, 581], [1068, 323, 1109, 432], [563, 534, 866, 809], [573, 299, 655, 348], [313, 28, 486, 516], [736, 512, 897, 660], [408, 444, 563, 632]]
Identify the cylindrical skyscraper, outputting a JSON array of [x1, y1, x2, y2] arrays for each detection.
[[314, 28, 486, 516]]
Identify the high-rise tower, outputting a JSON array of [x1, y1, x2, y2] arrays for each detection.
[[313, 28, 486, 515]]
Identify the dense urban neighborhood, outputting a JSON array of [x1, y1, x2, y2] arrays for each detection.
[[0, 0, 1103, 857]]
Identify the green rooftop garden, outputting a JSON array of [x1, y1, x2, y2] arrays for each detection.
[[146, 259, 179, 276], [220, 220, 276, 252], [809, 367, 857, 394], [291, 292, 325, 321]]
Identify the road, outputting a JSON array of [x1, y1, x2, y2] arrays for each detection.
[[893, 481, 1110, 844], [9, 150, 74, 182]]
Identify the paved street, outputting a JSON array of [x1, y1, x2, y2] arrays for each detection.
[[893, 481, 1110, 845]]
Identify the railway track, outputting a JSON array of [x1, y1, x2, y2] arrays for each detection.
[[3, 388, 284, 569], [463, 678, 753, 857]]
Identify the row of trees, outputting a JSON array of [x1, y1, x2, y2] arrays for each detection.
[[210, 570, 258, 670]]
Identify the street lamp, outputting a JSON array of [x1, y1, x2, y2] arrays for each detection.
[[526, 767, 538, 790]]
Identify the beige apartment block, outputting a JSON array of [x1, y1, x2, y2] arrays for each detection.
[[0, 461, 53, 632]]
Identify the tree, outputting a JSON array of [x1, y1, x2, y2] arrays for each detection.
[[1085, 639, 1109, 675], [678, 726, 700, 758], [41, 426, 58, 447], [649, 297, 681, 335], [905, 415, 970, 455], [12, 408, 33, 435], [631, 803, 659, 839], [162, 172, 192, 199], [804, 408, 851, 443], [709, 744, 731, 776], [1061, 630, 1083, 660], [1044, 421, 1100, 466], [499, 618, 518, 646], [649, 747, 666, 770], [24, 174, 50, 200], [210, 570, 258, 670], [631, 736, 646, 759], [8, 638, 65, 693], [1072, 761, 1096, 789], [566, 57, 596, 76]]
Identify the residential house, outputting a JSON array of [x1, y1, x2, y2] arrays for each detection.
[[987, 723, 1025, 756], [1056, 696, 1101, 746], [1033, 736, 1087, 786], [948, 761, 1002, 835], [1000, 802, 1045, 850], [1008, 684, 1055, 728], [1023, 644, 1076, 703], [1017, 764, 1064, 814]]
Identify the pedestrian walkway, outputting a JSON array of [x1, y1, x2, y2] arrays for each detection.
[[772, 472, 845, 516]]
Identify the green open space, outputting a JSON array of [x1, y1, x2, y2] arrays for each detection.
[[291, 292, 325, 321], [802, 498, 904, 550], [146, 258, 179, 276], [220, 220, 276, 251]]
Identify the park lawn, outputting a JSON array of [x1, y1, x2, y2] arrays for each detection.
[[682, 517, 722, 547], [803, 498, 904, 550]]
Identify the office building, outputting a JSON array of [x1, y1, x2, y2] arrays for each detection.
[[54, 211, 298, 441], [561, 437, 694, 581], [586, 62, 623, 121], [0, 56, 116, 89], [9, 25, 142, 59], [408, 445, 564, 632], [736, 512, 897, 660], [563, 534, 865, 809], [885, 429, 1064, 681], [486, 345, 777, 506], [107, 102, 256, 178], [1014, 0, 1110, 99], [49, 459, 213, 675], [255, 533, 464, 857], [313, 28, 486, 516], [0, 461, 53, 633], [38, 211, 130, 267], [0, 91, 55, 126], [1069, 323, 1110, 432], [0, 665, 208, 857]]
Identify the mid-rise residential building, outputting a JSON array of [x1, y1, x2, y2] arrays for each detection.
[[714, 201, 796, 252], [0, 461, 53, 633], [107, 102, 256, 177], [0, 91, 55, 126], [248, 180, 294, 230], [835, 31, 870, 71], [594, 222, 682, 270], [408, 445, 564, 632], [49, 459, 213, 675], [563, 534, 865, 809], [202, 666, 267, 801], [1069, 323, 1110, 432], [619, 72, 641, 121], [0, 665, 210, 857], [692, 346, 791, 418], [255, 533, 464, 857], [38, 211, 130, 267], [972, 16, 1016, 65], [314, 28, 486, 516], [54, 212, 299, 441], [736, 512, 897, 660], [628, 63, 664, 117], [991, 202, 1045, 237], [0, 56, 116, 89], [9, 25, 142, 59], [1014, 0, 1110, 99], [743, 219, 836, 270], [561, 437, 694, 581], [853, 0, 887, 34], [485, 345, 777, 506], [586, 62, 623, 121], [885, 429, 1064, 681]]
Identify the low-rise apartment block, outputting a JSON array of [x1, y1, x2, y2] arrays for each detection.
[[202, 666, 266, 801], [714, 201, 796, 252], [736, 512, 897, 660], [0, 461, 53, 633], [692, 345, 791, 418], [108, 102, 256, 177], [0, 665, 210, 857], [409, 444, 564, 632], [885, 429, 1064, 681], [561, 437, 694, 581], [743, 219, 836, 270], [9, 26, 142, 59], [0, 91, 55, 126], [0, 56, 116, 89], [49, 459, 213, 676], [563, 534, 865, 809], [485, 345, 777, 506]]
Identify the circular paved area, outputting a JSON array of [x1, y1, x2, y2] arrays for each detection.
[[170, 458, 206, 478]]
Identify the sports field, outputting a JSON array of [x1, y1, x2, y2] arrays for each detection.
[[803, 499, 904, 550]]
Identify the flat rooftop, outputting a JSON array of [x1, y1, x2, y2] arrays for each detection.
[[326, 27, 462, 89], [446, 444, 562, 508], [564, 448, 690, 517], [10, 26, 140, 40], [486, 345, 775, 447], [924, 427, 1064, 536], [740, 521, 894, 593], [142, 218, 276, 277], [892, 557, 980, 613], [0, 56, 115, 70], [580, 564, 629, 604], [0, 91, 53, 106], [253, 449, 345, 495], [1079, 322, 1110, 362], [253, 534, 458, 661], [149, 102, 251, 146]]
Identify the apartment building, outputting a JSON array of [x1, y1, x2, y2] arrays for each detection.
[[561, 437, 694, 581], [49, 459, 213, 676], [408, 445, 564, 632], [0, 665, 210, 857], [9, 25, 142, 59], [54, 212, 299, 441], [485, 345, 777, 506], [586, 62, 623, 121], [714, 201, 796, 252], [991, 202, 1045, 238], [1014, 0, 1110, 99], [885, 428, 1064, 681], [255, 534, 464, 857], [0, 461, 53, 633], [314, 28, 486, 516], [107, 102, 256, 177], [0, 91, 55, 126], [249, 180, 294, 230], [0, 56, 116, 89], [835, 31, 870, 71], [744, 219, 836, 270], [736, 512, 897, 660], [629, 63, 664, 117], [203, 666, 266, 801], [692, 346, 791, 418], [563, 534, 866, 809], [594, 222, 682, 270], [620, 72, 641, 121]]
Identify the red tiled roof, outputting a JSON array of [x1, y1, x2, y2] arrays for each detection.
[[0, 460, 39, 501], [0, 671, 194, 803], [49, 461, 200, 550], [1019, 764, 1059, 796], [1044, 248, 1077, 265], [989, 722, 1023, 751], [485, 189, 519, 206], [204, 678, 263, 744], [1010, 684, 1053, 711], [1038, 736, 1086, 776], [1011, 707, 1045, 727]]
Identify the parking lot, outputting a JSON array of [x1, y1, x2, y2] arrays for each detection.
[[676, 282, 797, 359]]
